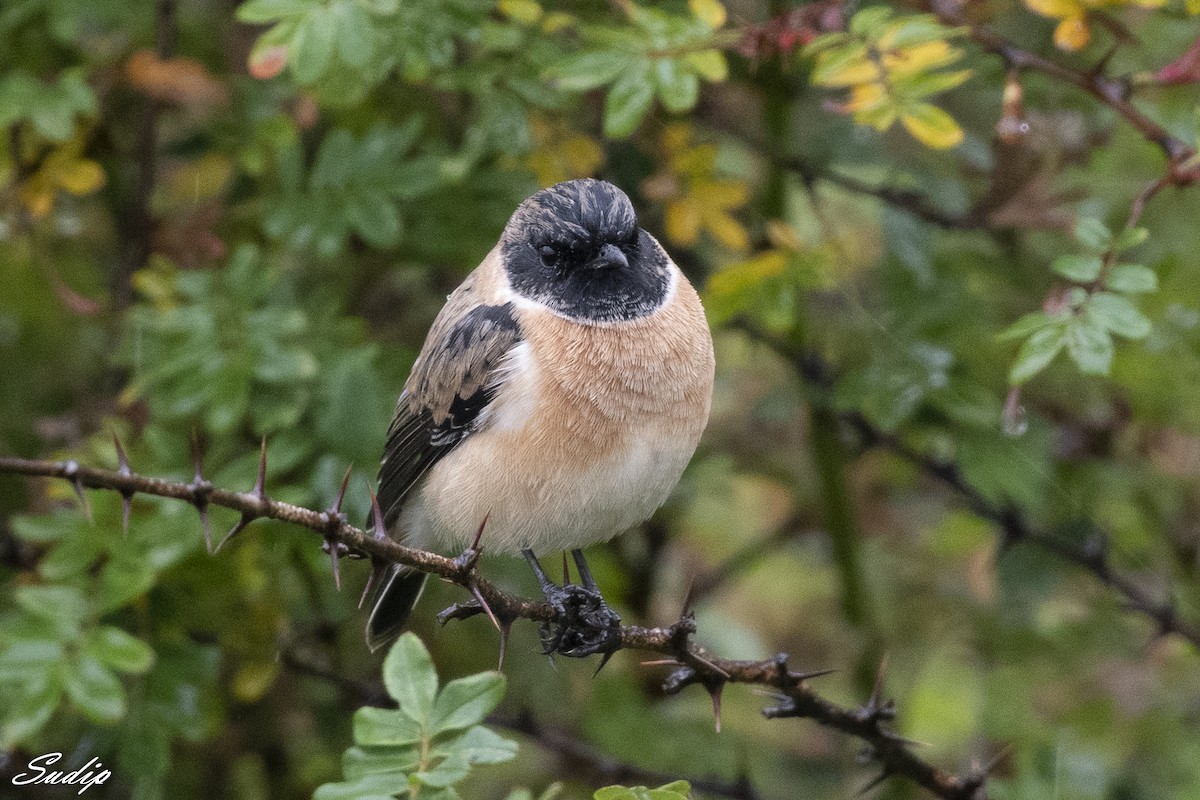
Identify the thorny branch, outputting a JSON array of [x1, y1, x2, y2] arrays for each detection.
[[923, 0, 1198, 175], [735, 325, 1200, 651], [0, 446, 992, 800]]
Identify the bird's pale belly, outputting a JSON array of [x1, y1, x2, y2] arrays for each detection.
[[402, 417, 701, 554]]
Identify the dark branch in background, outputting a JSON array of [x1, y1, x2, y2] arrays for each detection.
[[923, 0, 1198, 173], [115, 0, 176, 309], [733, 323, 1200, 651], [0, 449, 993, 800]]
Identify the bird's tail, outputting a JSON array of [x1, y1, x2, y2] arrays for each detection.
[[366, 565, 428, 651]]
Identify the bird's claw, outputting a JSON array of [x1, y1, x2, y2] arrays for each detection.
[[537, 582, 622, 659]]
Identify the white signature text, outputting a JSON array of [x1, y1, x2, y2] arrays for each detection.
[[11, 752, 111, 795]]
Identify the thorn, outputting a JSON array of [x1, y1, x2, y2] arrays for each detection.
[[680, 572, 697, 618], [215, 514, 251, 552], [640, 658, 684, 667], [688, 651, 731, 680], [359, 561, 387, 609], [469, 583, 501, 633], [792, 667, 839, 682], [332, 465, 352, 515], [199, 506, 212, 553], [854, 770, 891, 798], [471, 513, 489, 551], [858, 654, 895, 723], [369, 490, 387, 540], [253, 436, 268, 501], [190, 432, 213, 552], [497, 619, 512, 671], [191, 430, 205, 483], [592, 649, 615, 677], [111, 434, 134, 534], [561, 552, 569, 585], [709, 683, 723, 733], [63, 461, 93, 524], [329, 539, 341, 591]]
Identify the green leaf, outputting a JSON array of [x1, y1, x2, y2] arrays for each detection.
[[1, 676, 62, 747], [1086, 292, 1151, 339], [997, 312, 1062, 342], [64, 654, 126, 724], [15, 585, 87, 633], [1066, 318, 1113, 374], [335, 1, 375, 68], [1073, 217, 1112, 251], [314, 773, 408, 800], [346, 188, 402, 247], [383, 633, 438, 723], [1113, 226, 1149, 251], [446, 725, 519, 765], [290, 9, 337, 84], [654, 58, 699, 113], [1105, 264, 1157, 294], [0, 636, 64, 681], [430, 672, 506, 734], [353, 706, 423, 746], [649, 781, 692, 799], [545, 51, 628, 91], [84, 627, 155, 675], [604, 62, 655, 138], [1051, 253, 1103, 282], [1010, 324, 1067, 384], [237, 0, 313, 23], [414, 754, 470, 788], [311, 129, 357, 188], [342, 745, 421, 780]]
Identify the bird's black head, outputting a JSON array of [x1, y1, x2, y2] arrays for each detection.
[[500, 179, 671, 323]]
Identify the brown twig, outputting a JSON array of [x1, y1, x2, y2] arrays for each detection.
[[733, 325, 1200, 651], [922, 0, 1196, 169], [0, 449, 990, 800], [115, 0, 177, 309]]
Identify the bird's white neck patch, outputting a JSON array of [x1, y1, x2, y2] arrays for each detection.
[[496, 264, 679, 327]]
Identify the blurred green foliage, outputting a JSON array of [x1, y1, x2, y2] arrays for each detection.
[[2, 1, 1200, 799]]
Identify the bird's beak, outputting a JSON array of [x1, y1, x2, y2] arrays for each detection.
[[588, 243, 628, 271]]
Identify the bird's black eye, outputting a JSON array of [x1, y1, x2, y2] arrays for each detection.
[[538, 244, 557, 266]]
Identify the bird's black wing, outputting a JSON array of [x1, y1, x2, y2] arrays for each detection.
[[376, 300, 522, 529]]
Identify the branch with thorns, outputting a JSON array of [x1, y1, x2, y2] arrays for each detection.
[[732, 326, 1200, 651], [0, 439, 995, 800]]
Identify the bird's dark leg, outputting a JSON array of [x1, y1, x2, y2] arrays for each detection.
[[523, 548, 621, 661]]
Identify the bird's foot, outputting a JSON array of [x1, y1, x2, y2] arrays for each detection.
[[523, 549, 622, 661]]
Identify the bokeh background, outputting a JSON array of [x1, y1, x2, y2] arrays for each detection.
[[2, 1, 1200, 798]]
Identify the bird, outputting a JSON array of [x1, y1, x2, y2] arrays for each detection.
[[366, 178, 714, 655]]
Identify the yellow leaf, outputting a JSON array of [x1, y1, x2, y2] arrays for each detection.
[[1053, 16, 1090, 50], [498, 0, 542, 24], [56, 159, 106, 195], [900, 103, 963, 148], [766, 220, 804, 251], [697, 179, 748, 209], [1189, 0, 1200, 13], [666, 197, 702, 246], [685, 49, 728, 82], [541, 11, 575, 32], [689, 0, 726, 28], [884, 41, 960, 76], [19, 181, 55, 218], [704, 209, 749, 250], [814, 55, 880, 87], [1024, 0, 1084, 18], [845, 82, 888, 113], [233, 660, 280, 703], [707, 251, 786, 293]]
